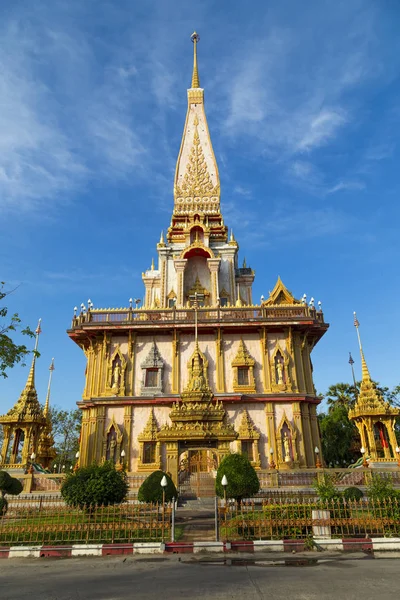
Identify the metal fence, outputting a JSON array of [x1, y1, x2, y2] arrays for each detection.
[[218, 497, 400, 541], [0, 497, 174, 545]]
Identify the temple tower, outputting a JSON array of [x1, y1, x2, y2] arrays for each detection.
[[68, 33, 328, 491], [0, 321, 54, 470], [349, 314, 399, 464]]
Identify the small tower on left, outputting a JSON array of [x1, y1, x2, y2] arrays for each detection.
[[0, 320, 55, 471]]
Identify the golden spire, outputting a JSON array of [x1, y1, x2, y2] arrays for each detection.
[[353, 312, 371, 382], [3, 318, 43, 421], [191, 31, 200, 88], [24, 318, 42, 393], [43, 358, 55, 418]]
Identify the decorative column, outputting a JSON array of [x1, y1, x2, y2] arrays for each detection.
[[259, 327, 271, 392], [80, 409, 90, 466], [301, 403, 314, 466], [172, 330, 180, 394], [0, 427, 11, 464], [294, 333, 306, 393], [207, 258, 220, 306], [166, 441, 179, 486], [215, 328, 225, 392], [309, 404, 322, 464], [265, 403, 277, 466], [292, 402, 306, 467], [123, 405, 133, 470], [286, 328, 297, 392], [87, 408, 97, 464], [128, 331, 136, 396], [94, 406, 106, 462], [174, 259, 187, 307]]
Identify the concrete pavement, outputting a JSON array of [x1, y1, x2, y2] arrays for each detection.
[[1, 553, 399, 600]]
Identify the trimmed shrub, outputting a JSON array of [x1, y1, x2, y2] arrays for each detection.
[[0, 470, 23, 515], [343, 487, 364, 501], [61, 462, 128, 509], [216, 453, 260, 502], [138, 471, 177, 503]]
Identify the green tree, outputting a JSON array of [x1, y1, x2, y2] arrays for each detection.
[[318, 404, 359, 466], [325, 383, 357, 410], [61, 462, 128, 509], [0, 470, 23, 514], [215, 453, 260, 503], [48, 407, 82, 470], [0, 282, 35, 378], [138, 471, 177, 503]]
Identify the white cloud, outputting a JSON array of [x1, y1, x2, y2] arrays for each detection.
[[296, 109, 347, 152], [327, 180, 366, 195]]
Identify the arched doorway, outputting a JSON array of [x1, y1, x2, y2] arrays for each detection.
[[178, 447, 218, 498]]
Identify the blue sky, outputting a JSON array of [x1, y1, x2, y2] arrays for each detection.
[[1, 0, 400, 413]]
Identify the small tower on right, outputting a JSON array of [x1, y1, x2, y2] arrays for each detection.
[[349, 313, 399, 465]]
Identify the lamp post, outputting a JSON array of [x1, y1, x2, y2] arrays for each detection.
[[53, 464, 57, 473], [269, 447, 276, 470], [314, 446, 322, 469], [74, 451, 80, 471], [29, 452, 36, 474], [161, 475, 168, 542], [221, 475, 228, 532], [360, 446, 368, 468], [119, 449, 126, 471]]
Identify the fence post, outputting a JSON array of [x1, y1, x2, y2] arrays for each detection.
[[23, 473, 34, 493], [215, 496, 219, 542], [271, 470, 279, 488], [171, 498, 175, 542]]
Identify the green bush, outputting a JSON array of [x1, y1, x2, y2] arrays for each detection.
[[61, 462, 128, 509], [343, 487, 364, 501], [216, 453, 260, 502], [0, 470, 23, 515], [0, 496, 8, 515], [313, 473, 342, 502], [137, 471, 177, 503], [367, 473, 399, 502]]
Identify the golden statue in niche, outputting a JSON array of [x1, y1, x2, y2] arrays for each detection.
[[283, 432, 291, 462], [112, 363, 121, 390]]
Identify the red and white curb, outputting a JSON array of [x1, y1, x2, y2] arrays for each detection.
[[0, 538, 398, 558], [0, 538, 400, 558]]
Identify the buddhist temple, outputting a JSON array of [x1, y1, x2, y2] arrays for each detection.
[[0, 322, 56, 471], [349, 313, 399, 465], [68, 33, 329, 493]]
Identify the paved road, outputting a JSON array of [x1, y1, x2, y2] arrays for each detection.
[[1, 553, 399, 599]]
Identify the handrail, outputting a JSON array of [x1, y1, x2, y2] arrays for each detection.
[[70, 305, 325, 328]]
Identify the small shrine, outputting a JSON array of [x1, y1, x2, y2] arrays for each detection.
[[349, 314, 399, 464], [0, 321, 55, 471]]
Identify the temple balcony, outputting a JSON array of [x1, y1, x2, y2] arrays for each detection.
[[69, 304, 326, 335]]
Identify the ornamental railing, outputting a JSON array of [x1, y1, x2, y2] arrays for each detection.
[[0, 498, 174, 545], [218, 496, 400, 541], [70, 305, 325, 329]]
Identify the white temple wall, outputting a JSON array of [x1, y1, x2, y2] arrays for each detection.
[[223, 333, 263, 393], [134, 335, 174, 396]]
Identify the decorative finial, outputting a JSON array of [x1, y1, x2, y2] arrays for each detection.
[[44, 358, 55, 418], [159, 230, 165, 244], [25, 319, 42, 393], [230, 229, 234, 242], [151, 258, 155, 271], [242, 257, 247, 268], [353, 312, 371, 382], [191, 31, 200, 88]]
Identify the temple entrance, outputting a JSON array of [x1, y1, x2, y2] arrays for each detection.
[[178, 447, 218, 499]]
